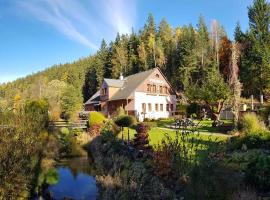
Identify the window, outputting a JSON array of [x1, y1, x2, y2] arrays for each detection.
[[142, 103, 146, 113], [155, 103, 159, 111], [170, 104, 174, 111], [148, 103, 152, 112], [153, 85, 157, 93], [159, 86, 163, 93], [155, 74, 159, 78], [166, 104, 169, 111], [160, 104, 163, 111], [163, 86, 167, 94], [147, 84, 151, 92], [102, 88, 107, 95]]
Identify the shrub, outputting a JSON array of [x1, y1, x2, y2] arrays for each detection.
[[143, 118, 150, 122], [89, 124, 103, 136], [186, 102, 200, 118], [116, 107, 126, 116], [114, 115, 136, 128], [134, 123, 150, 150], [234, 113, 270, 149], [143, 121, 157, 130], [152, 129, 203, 183], [60, 127, 70, 136], [245, 153, 270, 191], [89, 112, 106, 126], [102, 119, 120, 135], [257, 104, 270, 123], [240, 113, 268, 137], [101, 129, 116, 143], [152, 142, 172, 179]]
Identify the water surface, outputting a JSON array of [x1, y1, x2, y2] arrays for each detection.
[[47, 157, 98, 200]]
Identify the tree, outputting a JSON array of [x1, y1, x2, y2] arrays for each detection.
[[127, 29, 140, 74], [141, 13, 156, 41], [44, 80, 67, 120], [155, 38, 166, 69], [247, 0, 270, 97], [234, 22, 245, 43], [196, 15, 209, 72], [229, 43, 242, 126], [147, 33, 157, 67], [111, 39, 129, 78], [114, 115, 136, 143], [60, 85, 81, 120], [138, 41, 148, 70], [219, 36, 232, 80], [176, 25, 197, 90], [210, 20, 226, 67], [24, 99, 49, 133], [158, 18, 174, 76], [187, 69, 231, 124]]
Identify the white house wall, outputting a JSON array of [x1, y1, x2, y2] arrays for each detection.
[[134, 92, 176, 121]]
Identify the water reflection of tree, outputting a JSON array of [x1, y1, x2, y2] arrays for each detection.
[[58, 157, 97, 178]]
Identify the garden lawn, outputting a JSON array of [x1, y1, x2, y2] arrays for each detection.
[[121, 126, 229, 146], [156, 118, 233, 134]]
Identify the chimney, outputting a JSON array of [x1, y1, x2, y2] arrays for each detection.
[[119, 73, 124, 80]]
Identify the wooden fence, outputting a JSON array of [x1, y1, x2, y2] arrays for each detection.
[[48, 120, 88, 130]]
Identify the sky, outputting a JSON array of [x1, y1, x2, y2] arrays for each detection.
[[0, 0, 254, 83]]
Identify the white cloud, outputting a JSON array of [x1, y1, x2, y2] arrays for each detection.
[[16, 0, 137, 49], [98, 0, 137, 34], [18, 0, 99, 49]]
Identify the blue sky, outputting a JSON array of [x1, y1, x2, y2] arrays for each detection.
[[0, 0, 253, 83]]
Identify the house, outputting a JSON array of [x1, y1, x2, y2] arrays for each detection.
[[84, 68, 177, 121]]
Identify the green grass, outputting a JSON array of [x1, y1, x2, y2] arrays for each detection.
[[121, 126, 229, 146], [155, 118, 233, 134]]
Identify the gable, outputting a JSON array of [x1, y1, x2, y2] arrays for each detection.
[[109, 68, 156, 100], [130, 68, 175, 97]]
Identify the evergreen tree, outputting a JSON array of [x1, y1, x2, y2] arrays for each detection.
[[158, 18, 174, 78], [138, 41, 148, 70], [176, 25, 197, 90], [196, 15, 209, 74], [234, 22, 245, 43], [247, 0, 270, 97]]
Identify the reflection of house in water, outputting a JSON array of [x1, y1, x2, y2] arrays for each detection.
[[84, 68, 177, 121]]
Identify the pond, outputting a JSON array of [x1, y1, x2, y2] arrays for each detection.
[[40, 157, 98, 200]]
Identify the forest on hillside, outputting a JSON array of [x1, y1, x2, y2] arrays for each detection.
[[1, 0, 270, 120]]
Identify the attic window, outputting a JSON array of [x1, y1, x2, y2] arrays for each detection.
[[155, 74, 159, 78]]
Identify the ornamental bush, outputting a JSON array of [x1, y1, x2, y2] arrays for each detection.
[[240, 113, 268, 137], [134, 123, 150, 150], [89, 111, 106, 126], [114, 115, 136, 128]]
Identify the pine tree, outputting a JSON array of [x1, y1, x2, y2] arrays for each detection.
[[111, 38, 129, 78], [196, 15, 209, 72], [247, 0, 270, 97], [158, 18, 174, 78], [138, 41, 148, 70], [234, 22, 245, 43]]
